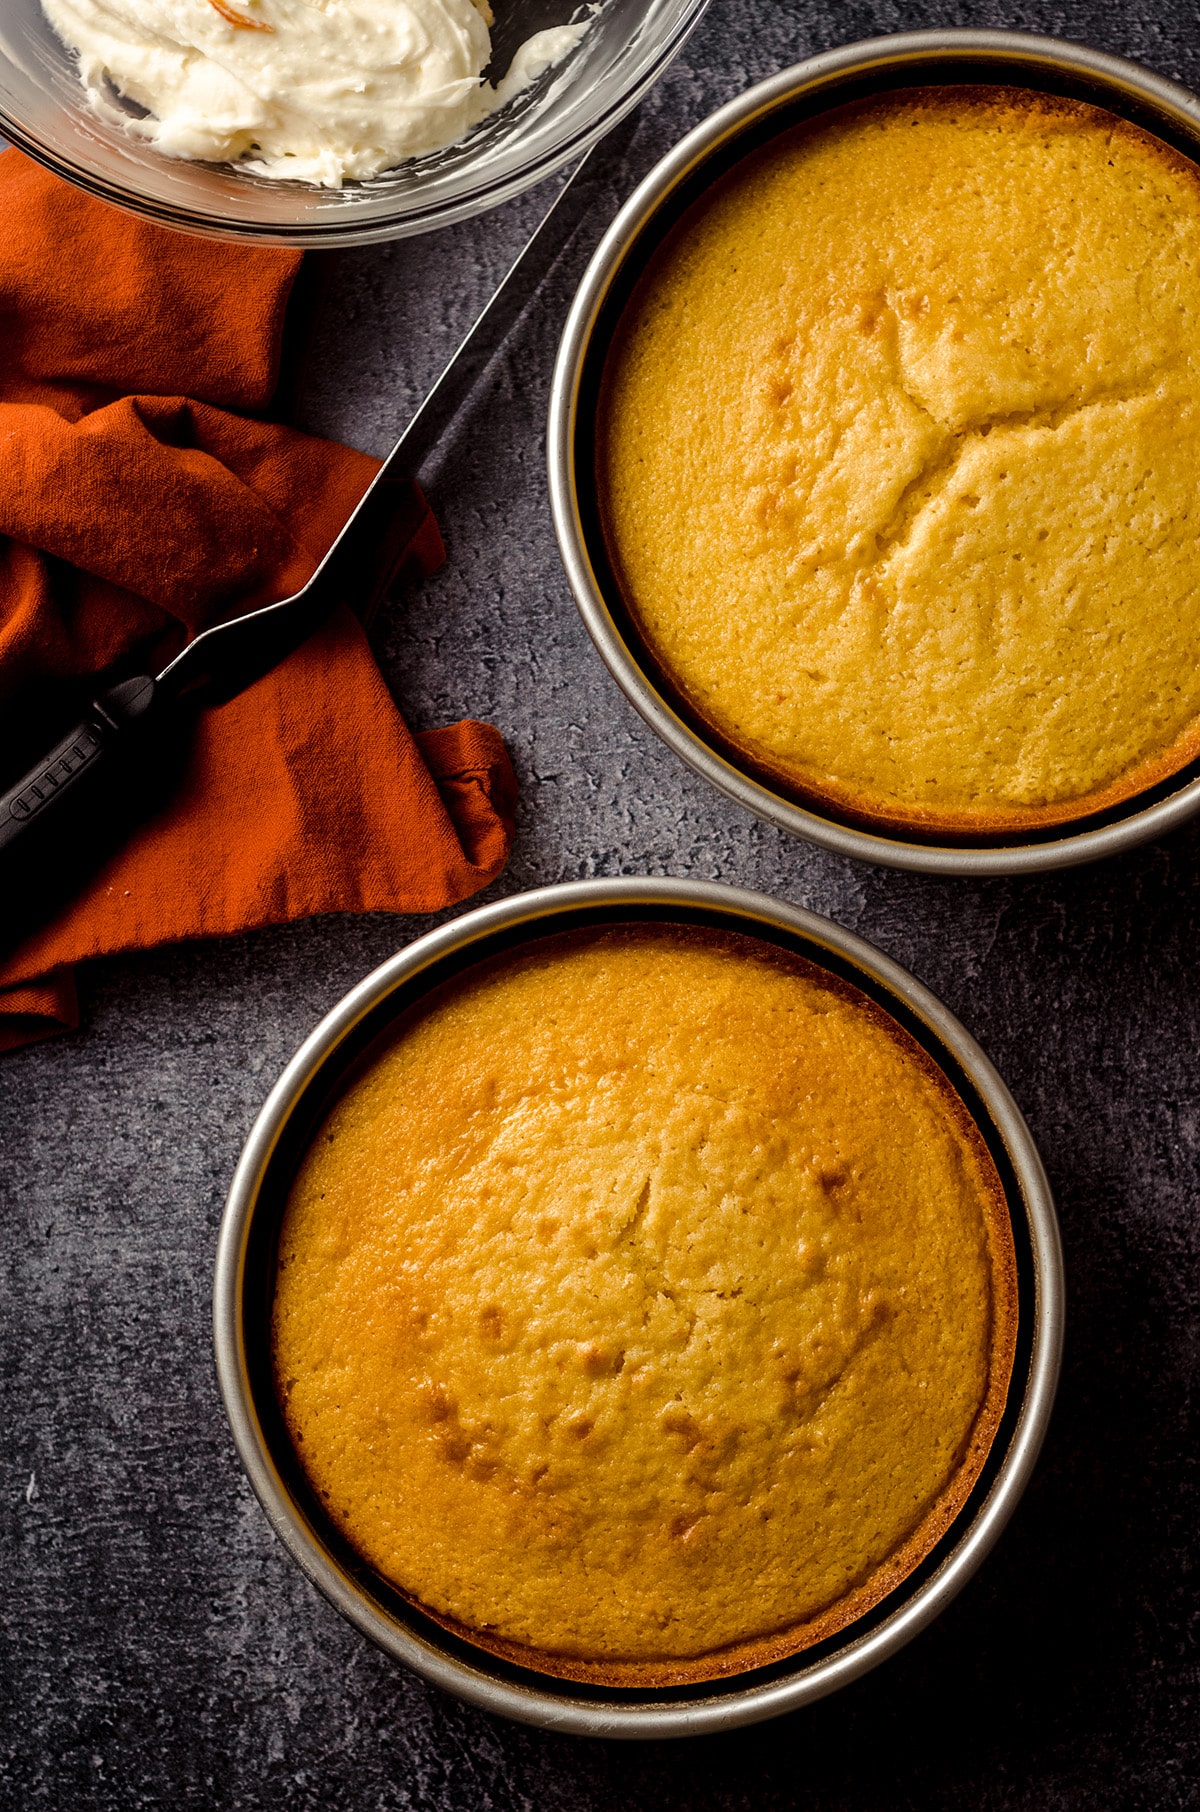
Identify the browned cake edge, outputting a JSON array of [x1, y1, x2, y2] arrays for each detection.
[[690, 714, 1200, 846], [595, 87, 1200, 844], [274, 926, 1020, 1689]]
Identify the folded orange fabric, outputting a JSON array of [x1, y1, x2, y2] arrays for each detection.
[[0, 153, 517, 1053]]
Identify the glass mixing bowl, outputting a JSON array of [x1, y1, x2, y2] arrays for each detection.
[[0, 0, 709, 244]]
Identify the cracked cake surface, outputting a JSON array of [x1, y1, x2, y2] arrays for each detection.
[[598, 90, 1200, 836], [271, 926, 1017, 1683]]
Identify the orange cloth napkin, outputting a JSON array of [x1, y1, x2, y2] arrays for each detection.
[[0, 152, 517, 1053]]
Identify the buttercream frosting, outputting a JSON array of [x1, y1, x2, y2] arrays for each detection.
[[42, 0, 585, 187]]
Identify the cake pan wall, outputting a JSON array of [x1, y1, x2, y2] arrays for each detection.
[[548, 30, 1200, 876], [213, 877, 1063, 1738]]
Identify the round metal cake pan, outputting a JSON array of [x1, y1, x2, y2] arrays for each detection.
[[548, 30, 1200, 876], [214, 877, 1063, 1738]]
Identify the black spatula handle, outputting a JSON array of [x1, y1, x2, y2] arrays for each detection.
[[0, 675, 157, 857]]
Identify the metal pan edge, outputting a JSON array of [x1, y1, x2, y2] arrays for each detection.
[[547, 29, 1200, 875], [213, 877, 1064, 1737]]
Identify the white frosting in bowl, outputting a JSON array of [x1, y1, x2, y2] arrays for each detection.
[[40, 0, 586, 188]]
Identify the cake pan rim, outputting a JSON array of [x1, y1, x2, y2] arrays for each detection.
[[547, 27, 1200, 876], [213, 875, 1063, 1738]]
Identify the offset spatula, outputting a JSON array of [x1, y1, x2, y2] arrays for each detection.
[[0, 118, 631, 910]]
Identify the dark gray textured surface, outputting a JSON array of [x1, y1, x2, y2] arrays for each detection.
[[3, 2, 1199, 1806]]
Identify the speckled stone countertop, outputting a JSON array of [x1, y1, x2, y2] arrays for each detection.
[[3, 3, 1198, 1807]]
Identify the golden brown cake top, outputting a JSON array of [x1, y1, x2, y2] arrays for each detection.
[[272, 927, 1016, 1682], [599, 90, 1200, 835]]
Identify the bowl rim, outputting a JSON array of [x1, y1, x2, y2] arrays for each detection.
[[213, 875, 1064, 1738], [547, 27, 1200, 875], [0, 0, 712, 246]]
